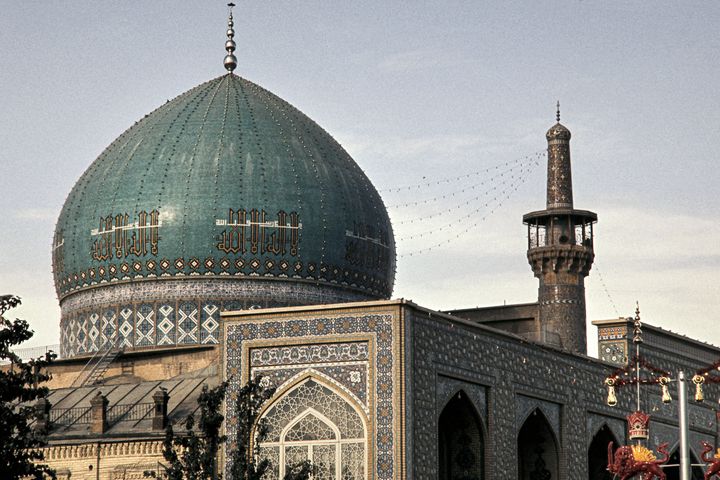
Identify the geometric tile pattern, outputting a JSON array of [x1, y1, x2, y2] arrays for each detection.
[[101, 308, 117, 347], [59, 279, 371, 356], [56, 255, 392, 301], [78, 313, 90, 353], [157, 304, 175, 346], [88, 312, 101, 350], [225, 312, 396, 479], [119, 306, 134, 348], [177, 302, 198, 344], [135, 304, 155, 347], [200, 304, 219, 344]]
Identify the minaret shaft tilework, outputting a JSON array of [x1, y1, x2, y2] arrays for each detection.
[[523, 117, 596, 354], [546, 134, 573, 209]]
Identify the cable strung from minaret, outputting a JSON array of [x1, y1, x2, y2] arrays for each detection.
[[224, 3, 237, 73]]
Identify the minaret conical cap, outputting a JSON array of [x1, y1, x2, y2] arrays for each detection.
[[546, 101, 571, 141]]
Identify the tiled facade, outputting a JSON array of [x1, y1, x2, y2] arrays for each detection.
[[222, 301, 720, 480], [223, 303, 404, 480], [60, 279, 371, 357]]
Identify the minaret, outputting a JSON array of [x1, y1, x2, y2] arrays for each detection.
[[523, 105, 597, 353]]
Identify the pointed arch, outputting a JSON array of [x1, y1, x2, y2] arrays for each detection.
[[517, 408, 559, 480], [257, 368, 369, 421], [439, 389, 485, 480], [588, 424, 618, 480], [256, 373, 368, 480]]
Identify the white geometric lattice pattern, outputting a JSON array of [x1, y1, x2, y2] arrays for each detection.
[[157, 304, 175, 345], [119, 307, 134, 347], [201, 304, 219, 344], [260, 379, 365, 479], [177, 303, 198, 344]]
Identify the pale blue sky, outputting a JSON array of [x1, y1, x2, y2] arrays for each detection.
[[1, 2, 718, 354]]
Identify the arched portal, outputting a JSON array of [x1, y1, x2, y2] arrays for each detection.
[[518, 409, 559, 480], [587, 424, 617, 480], [257, 377, 367, 480], [438, 390, 484, 480]]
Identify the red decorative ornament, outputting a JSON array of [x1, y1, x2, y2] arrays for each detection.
[[701, 441, 720, 479], [627, 411, 651, 440], [607, 442, 669, 480]]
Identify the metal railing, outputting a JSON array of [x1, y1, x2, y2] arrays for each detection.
[[107, 403, 154, 424], [50, 406, 92, 425]]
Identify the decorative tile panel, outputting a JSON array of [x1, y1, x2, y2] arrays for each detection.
[[135, 304, 155, 347], [157, 304, 176, 346], [118, 306, 134, 348], [225, 312, 398, 480], [200, 303, 219, 344], [177, 302, 198, 344]]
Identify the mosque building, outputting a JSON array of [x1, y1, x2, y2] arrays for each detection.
[[28, 6, 720, 480]]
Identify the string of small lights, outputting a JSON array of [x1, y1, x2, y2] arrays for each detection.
[[397, 159, 540, 257], [386, 155, 541, 210], [391, 163, 533, 226], [396, 160, 539, 243], [379, 151, 545, 195]]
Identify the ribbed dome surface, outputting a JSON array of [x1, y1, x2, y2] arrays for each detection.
[[53, 74, 395, 302]]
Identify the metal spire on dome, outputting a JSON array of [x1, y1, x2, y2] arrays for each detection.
[[223, 3, 237, 73], [556, 101, 561, 123]]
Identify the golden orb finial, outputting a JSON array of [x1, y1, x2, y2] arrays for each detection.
[[224, 3, 238, 73]]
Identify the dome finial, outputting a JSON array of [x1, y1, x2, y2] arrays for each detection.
[[556, 101, 561, 123], [223, 3, 238, 73]]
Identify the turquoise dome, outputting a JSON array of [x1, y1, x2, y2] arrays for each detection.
[[53, 73, 395, 312]]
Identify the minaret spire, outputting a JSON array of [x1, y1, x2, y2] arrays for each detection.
[[522, 108, 597, 354], [223, 3, 237, 73], [556, 101, 561, 123]]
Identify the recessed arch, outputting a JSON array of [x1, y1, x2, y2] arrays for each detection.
[[439, 389, 485, 480], [518, 408, 559, 480], [588, 423, 618, 480], [256, 374, 368, 480]]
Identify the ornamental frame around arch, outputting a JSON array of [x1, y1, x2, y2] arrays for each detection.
[[438, 388, 488, 479], [438, 388, 488, 441], [255, 372, 371, 480], [588, 422, 619, 448], [517, 407, 561, 456], [517, 407, 561, 480], [586, 414, 626, 447], [517, 403, 561, 447]]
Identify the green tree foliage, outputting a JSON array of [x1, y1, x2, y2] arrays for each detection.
[[229, 376, 275, 480], [147, 376, 313, 480], [146, 382, 228, 480], [0, 294, 56, 479]]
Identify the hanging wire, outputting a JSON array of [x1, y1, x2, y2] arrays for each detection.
[[386, 154, 542, 210], [397, 159, 540, 257], [379, 151, 545, 194], [396, 160, 539, 242], [593, 262, 621, 317], [391, 160, 538, 226]]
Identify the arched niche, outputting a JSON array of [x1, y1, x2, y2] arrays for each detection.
[[257, 376, 368, 480], [438, 390, 485, 480], [587, 424, 617, 480], [517, 408, 559, 480]]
